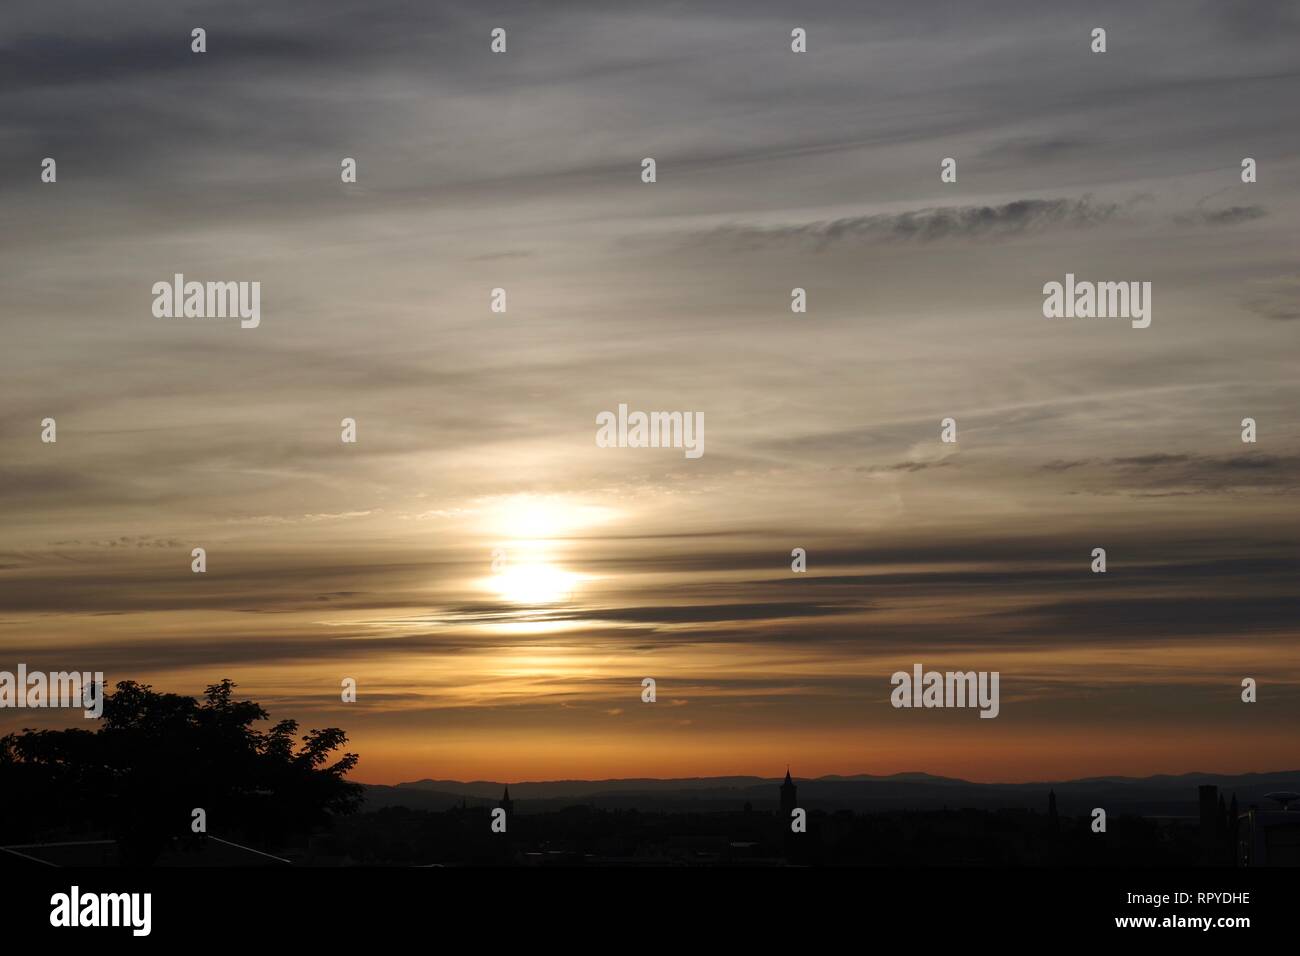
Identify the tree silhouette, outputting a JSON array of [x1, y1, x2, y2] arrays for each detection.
[[0, 679, 361, 864]]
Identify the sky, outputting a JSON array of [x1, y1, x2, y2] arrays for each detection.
[[1, 0, 1298, 785]]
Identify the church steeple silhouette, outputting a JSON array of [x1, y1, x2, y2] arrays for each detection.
[[780, 767, 797, 816], [498, 785, 513, 815]]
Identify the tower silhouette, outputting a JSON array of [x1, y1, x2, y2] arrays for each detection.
[[498, 785, 513, 816], [780, 768, 797, 816]]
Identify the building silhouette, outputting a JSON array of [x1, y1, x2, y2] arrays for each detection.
[[498, 785, 514, 816]]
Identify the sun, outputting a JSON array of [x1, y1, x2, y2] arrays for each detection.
[[475, 494, 612, 606], [488, 560, 581, 606]]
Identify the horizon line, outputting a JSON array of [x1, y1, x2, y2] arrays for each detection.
[[356, 766, 1300, 789]]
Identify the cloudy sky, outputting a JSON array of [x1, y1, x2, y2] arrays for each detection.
[[2, 0, 1298, 784]]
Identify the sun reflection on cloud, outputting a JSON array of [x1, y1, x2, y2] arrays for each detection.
[[485, 494, 618, 543]]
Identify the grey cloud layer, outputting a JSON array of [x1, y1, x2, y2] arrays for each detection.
[[690, 197, 1125, 250], [2, 0, 1298, 739]]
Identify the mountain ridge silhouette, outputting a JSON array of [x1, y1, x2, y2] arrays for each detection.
[[361, 768, 1300, 815]]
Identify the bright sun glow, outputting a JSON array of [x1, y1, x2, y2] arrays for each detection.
[[475, 495, 613, 605], [488, 561, 582, 605], [486, 494, 616, 543]]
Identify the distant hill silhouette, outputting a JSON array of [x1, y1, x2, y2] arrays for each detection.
[[361, 769, 1300, 816]]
